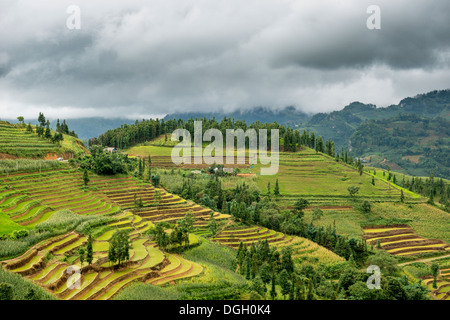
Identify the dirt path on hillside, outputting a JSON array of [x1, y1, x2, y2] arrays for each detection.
[[398, 254, 450, 266]]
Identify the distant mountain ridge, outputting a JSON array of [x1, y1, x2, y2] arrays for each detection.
[[301, 89, 450, 150], [164, 106, 311, 126]]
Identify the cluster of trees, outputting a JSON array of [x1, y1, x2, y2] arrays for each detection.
[[236, 240, 300, 299], [256, 200, 371, 263], [32, 113, 64, 145], [178, 177, 259, 213], [24, 113, 77, 144], [374, 170, 449, 211], [178, 177, 370, 264], [108, 230, 131, 267], [133, 154, 159, 186], [149, 211, 195, 251], [226, 197, 371, 264], [70, 145, 131, 175], [89, 117, 285, 150], [238, 246, 430, 300], [282, 127, 335, 157], [78, 235, 94, 268], [88, 118, 168, 149], [88, 116, 351, 160], [55, 118, 77, 138]]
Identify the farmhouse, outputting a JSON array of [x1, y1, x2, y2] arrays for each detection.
[[104, 147, 117, 153]]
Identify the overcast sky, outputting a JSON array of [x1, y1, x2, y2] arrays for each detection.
[[1, 0, 450, 120]]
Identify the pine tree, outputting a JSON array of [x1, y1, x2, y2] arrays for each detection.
[[208, 212, 218, 237], [274, 179, 280, 196], [270, 275, 277, 300], [431, 263, 439, 289], [138, 158, 143, 178], [86, 235, 93, 265], [400, 189, 405, 203], [78, 248, 85, 268], [376, 239, 381, 249], [279, 269, 291, 299], [428, 191, 435, 204], [44, 121, 52, 139], [245, 255, 251, 280], [38, 112, 46, 127], [147, 155, 152, 182], [83, 169, 90, 187]]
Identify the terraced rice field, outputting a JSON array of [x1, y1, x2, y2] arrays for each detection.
[[212, 224, 344, 266], [0, 166, 224, 299], [284, 236, 345, 265], [126, 143, 250, 170], [0, 170, 122, 226], [0, 123, 60, 158], [137, 200, 229, 227], [363, 224, 450, 257], [212, 225, 291, 248], [423, 272, 450, 301], [251, 149, 420, 207], [0, 189, 54, 229], [1, 167, 232, 233], [0, 212, 204, 300]]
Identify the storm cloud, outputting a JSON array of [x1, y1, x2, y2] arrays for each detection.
[[1, 0, 450, 120]]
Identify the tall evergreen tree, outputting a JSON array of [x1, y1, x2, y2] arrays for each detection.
[[86, 235, 93, 265], [83, 169, 90, 187], [274, 179, 280, 196]]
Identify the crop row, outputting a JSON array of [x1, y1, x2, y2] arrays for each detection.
[[363, 225, 450, 257]]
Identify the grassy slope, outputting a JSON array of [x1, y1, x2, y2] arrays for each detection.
[[0, 121, 88, 159]]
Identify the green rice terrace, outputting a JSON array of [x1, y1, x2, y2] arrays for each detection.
[[0, 168, 215, 300], [0, 121, 87, 160], [0, 130, 449, 301]]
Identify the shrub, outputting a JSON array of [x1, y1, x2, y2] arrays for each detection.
[[361, 201, 371, 214], [0, 282, 13, 300], [10, 229, 29, 240], [0, 267, 54, 300]]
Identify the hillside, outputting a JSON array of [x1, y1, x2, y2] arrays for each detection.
[[4, 118, 138, 143], [350, 115, 450, 179], [161, 89, 450, 180], [0, 121, 88, 160], [0, 127, 450, 300], [301, 90, 450, 150], [1, 116, 449, 301]]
